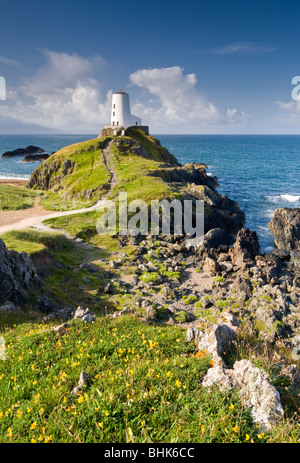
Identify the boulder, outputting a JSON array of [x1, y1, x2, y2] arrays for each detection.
[[37, 295, 56, 314], [22, 153, 49, 162], [291, 334, 300, 361], [73, 306, 95, 323], [229, 228, 261, 268], [202, 359, 284, 430], [196, 312, 239, 367], [1, 145, 45, 158], [269, 208, 300, 254], [203, 257, 219, 273], [232, 359, 284, 430]]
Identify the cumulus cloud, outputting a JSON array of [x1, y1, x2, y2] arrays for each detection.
[[0, 56, 247, 133], [129, 66, 218, 127], [129, 66, 245, 131], [0, 50, 111, 132], [273, 97, 300, 126]]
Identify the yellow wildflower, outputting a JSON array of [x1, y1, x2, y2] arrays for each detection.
[[44, 435, 53, 443], [30, 421, 37, 430]]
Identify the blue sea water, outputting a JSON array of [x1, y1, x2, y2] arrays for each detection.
[[0, 134, 299, 251]]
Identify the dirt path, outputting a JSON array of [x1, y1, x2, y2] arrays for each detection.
[[0, 142, 118, 235]]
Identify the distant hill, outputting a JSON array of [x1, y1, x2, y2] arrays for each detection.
[[0, 114, 62, 134]]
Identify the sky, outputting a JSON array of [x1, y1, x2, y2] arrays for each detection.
[[1, 0, 300, 134]]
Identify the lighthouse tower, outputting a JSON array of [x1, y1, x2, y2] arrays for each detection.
[[111, 90, 141, 127]]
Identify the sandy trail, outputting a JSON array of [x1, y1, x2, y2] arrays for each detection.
[[0, 142, 118, 235]]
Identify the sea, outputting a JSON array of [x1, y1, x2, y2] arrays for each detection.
[[0, 134, 299, 252]]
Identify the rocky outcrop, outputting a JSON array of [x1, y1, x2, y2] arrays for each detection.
[[23, 153, 49, 162], [269, 207, 300, 254], [2, 145, 45, 158], [0, 238, 39, 306], [195, 312, 239, 367], [196, 313, 284, 430], [111, 137, 179, 166], [27, 157, 76, 191], [229, 227, 261, 268]]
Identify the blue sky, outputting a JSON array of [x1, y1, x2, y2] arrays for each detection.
[[1, 0, 300, 133]]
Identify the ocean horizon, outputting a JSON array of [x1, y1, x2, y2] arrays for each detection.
[[0, 133, 299, 252]]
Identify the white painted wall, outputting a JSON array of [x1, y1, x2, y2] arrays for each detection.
[[111, 91, 141, 127]]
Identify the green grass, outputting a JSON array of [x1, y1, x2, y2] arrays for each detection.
[[109, 142, 176, 205], [30, 138, 110, 211], [0, 229, 110, 310], [0, 185, 40, 211], [0, 314, 279, 444], [0, 229, 74, 256]]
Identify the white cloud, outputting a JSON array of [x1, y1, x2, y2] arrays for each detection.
[[273, 98, 300, 126], [129, 66, 245, 132], [0, 56, 20, 66], [0, 50, 111, 132], [130, 66, 218, 126], [207, 42, 278, 56], [0, 56, 248, 133], [275, 100, 298, 110]]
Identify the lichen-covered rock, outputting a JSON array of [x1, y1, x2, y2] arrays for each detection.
[[202, 365, 235, 391], [202, 359, 284, 430], [232, 359, 284, 430], [196, 312, 239, 367], [73, 306, 95, 323]]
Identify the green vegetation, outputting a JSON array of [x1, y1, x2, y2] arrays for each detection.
[[182, 295, 198, 305], [0, 229, 109, 310], [30, 138, 111, 211], [1, 229, 74, 256], [109, 138, 176, 205], [174, 311, 188, 323], [0, 314, 298, 443], [0, 315, 268, 443], [194, 308, 216, 323], [28, 130, 179, 214], [0, 185, 40, 211]]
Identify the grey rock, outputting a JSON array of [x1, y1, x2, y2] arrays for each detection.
[[72, 370, 90, 394], [0, 302, 17, 312], [186, 326, 194, 342], [202, 359, 284, 431], [269, 208, 300, 254], [73, 306, 95, 323], [232, 359, 284, 431], [229, 228, 261, 268], [0, 238, 39, 306], [37, 295, 57, 314], [146, 305, 157, 319]]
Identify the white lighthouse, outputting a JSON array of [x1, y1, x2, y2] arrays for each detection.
[[111, 90, 141, 127]]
